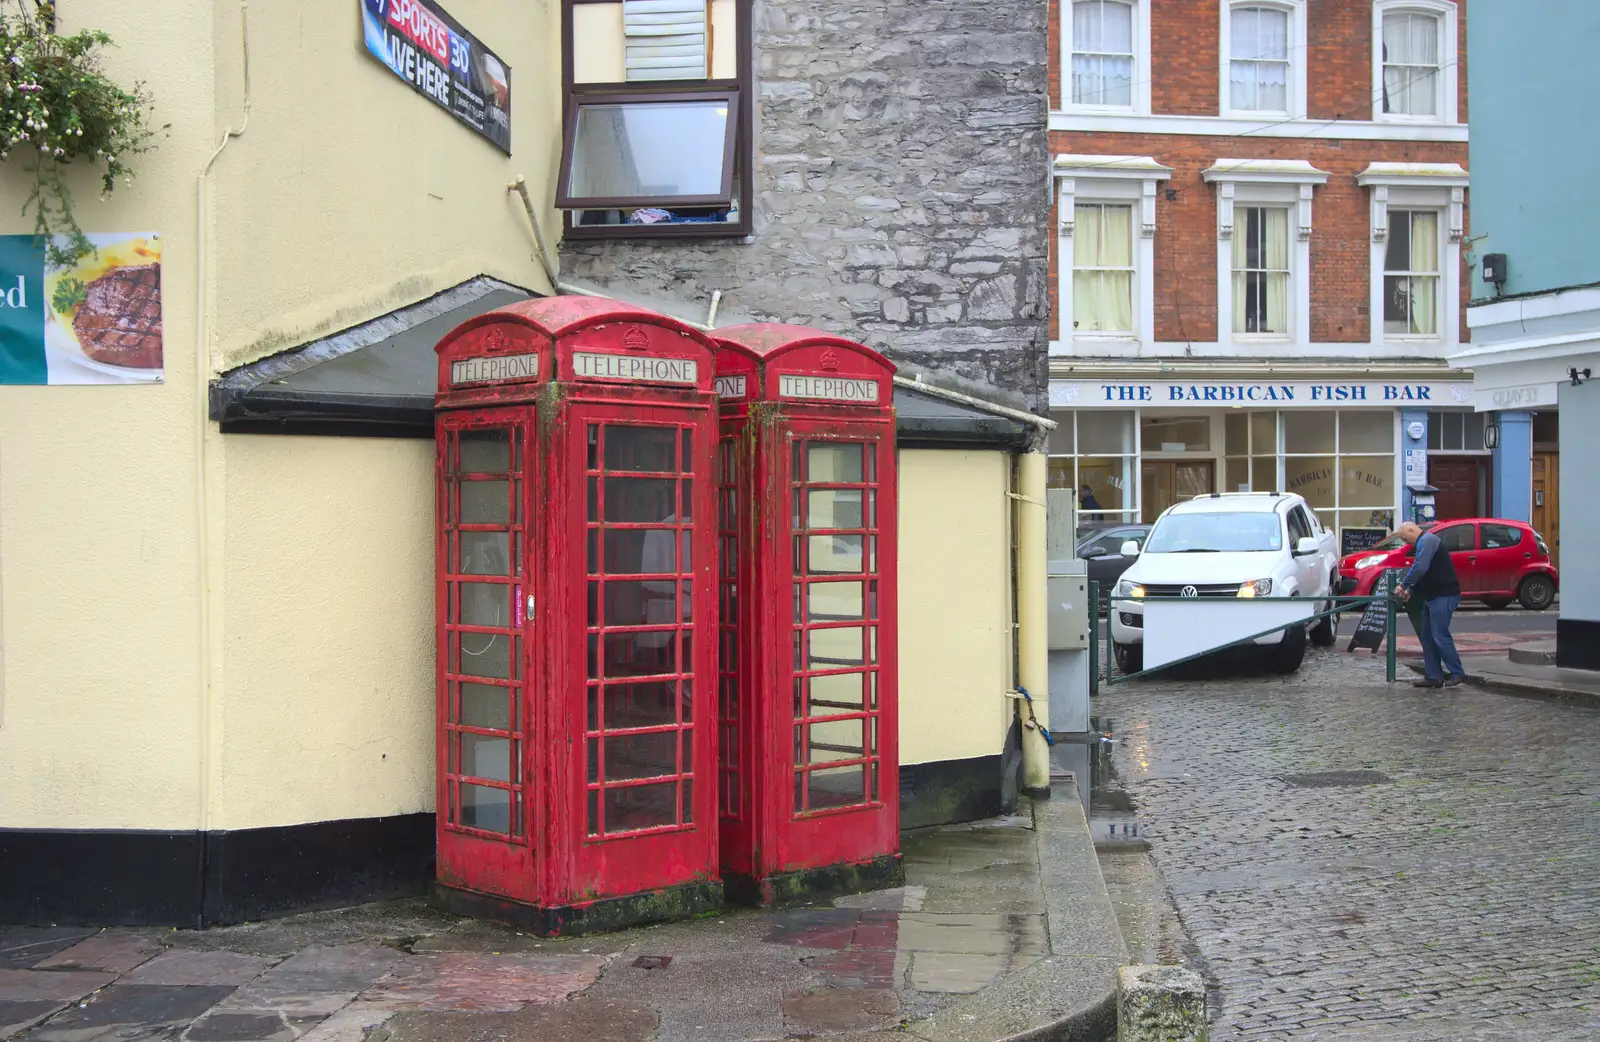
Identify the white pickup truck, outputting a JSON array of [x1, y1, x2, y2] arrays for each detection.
[[1108, 492, 1341, 675]]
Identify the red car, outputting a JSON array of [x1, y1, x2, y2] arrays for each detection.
[[1337, 518, 1558, 610]]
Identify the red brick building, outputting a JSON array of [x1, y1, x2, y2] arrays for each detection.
[[1047, 0, 1488, 546]]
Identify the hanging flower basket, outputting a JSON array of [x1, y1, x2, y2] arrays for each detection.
[[0, 2, 165, 268]]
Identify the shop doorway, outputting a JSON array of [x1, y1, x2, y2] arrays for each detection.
[[1533, 452, 1559, 571], [1141, 460, 1214, 523], [1428, 457, 1487, 521]]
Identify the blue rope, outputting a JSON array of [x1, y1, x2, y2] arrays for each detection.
[[1016, 685, 1054, 746]]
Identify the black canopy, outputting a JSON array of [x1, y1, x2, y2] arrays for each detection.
[[210, 277, 1032, 448]]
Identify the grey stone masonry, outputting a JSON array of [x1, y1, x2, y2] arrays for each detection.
[[559, 0, 1051, 410], [1118, 965, 1210, 1042]]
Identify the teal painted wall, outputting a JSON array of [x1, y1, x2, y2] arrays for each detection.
[[1468, 2, 1600, 301]]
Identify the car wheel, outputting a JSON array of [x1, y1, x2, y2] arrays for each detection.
[[1113, 640, 1143, 675], [1267, 623, 1307, 674], [1309, 611, 1336, 647], [1518, 574, 1556, 612], [1481, 597, 1513, 611]]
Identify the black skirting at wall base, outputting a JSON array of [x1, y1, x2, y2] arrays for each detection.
[[898, 755, 1004, 831], [0, 813, 434, 928], [1556, 618, 1600, 671]]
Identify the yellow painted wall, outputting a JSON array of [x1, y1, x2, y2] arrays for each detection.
[[208, 1, 560, 371], [0, 0, 563, 833], [897, 449, 1013, 766], [572, 3, 625, 84], [710, 0, 739, 80], [0, 1, 216, 830], [214, 436, 436, 829]]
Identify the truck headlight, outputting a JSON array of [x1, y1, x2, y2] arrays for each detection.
[[1114, 579, 1145, 599], [1237, 578, 1273, 598]]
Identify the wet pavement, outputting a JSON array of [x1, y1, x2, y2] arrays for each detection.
[[0, 807, 1121, 1042], [1087, 644, 1600, 1040]]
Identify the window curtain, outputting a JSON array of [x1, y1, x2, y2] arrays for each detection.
[[1264, 207, 1289, 334], [1230, 6, 1288, 111], [1072, 205, 1133, 333], [1409, 211, 1439, 335], [1072, 0, 1133, 106], [1382, 13, 1438, 115]]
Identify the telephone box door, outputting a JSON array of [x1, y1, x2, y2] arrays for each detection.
[[560, 403, 718, 899], [775, 419, 899, 868], [436, 409, 541, 901]]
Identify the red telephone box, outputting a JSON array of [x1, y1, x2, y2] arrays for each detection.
[[432, 296, 722, 934], [713, 323, 901, 905]]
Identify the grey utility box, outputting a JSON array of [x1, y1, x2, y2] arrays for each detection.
[[1047, 566, 1090, 650]]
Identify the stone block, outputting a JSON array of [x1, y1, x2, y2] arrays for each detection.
[[1116, 965, 1208, 1042]]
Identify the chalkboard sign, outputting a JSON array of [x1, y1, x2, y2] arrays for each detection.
[[1348, 568, 1400, 652], [1340, 526, 1391, 557]]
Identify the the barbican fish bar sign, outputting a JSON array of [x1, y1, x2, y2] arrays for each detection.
[[574, 352, 699, 385], [1054, 380, 1476, 408]]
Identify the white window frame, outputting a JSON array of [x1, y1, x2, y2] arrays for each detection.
[[1062, 0, 1152, 115], [1372, 0, 1459, 125], [1219, 0, 1307, 120], [1053, 155, 1172, 354], [1357, 162, 1468, 349], [1204, 159, 1328, 351]]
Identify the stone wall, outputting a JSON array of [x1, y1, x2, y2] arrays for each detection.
[[559, 0, 1051, 409]]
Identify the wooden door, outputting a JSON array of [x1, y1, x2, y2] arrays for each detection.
[[1532, 452, 1559, 571], [1140, 461, 1214, 523], [1428, 458, 1482, 521]]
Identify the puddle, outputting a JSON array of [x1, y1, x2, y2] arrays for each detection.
[[1051, 717, 1144, 846], [766, 897, 1048, 995]]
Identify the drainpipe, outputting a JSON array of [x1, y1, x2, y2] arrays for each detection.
[[1015, 450, 1051, 798], [192, 1, 251, 907]]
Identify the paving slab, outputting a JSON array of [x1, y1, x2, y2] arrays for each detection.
[[33, 934, 164, 975], [18, 985, 235, 1042], [233, 946, 402, 997], [120, 951, 276, 989], [186, 1010, 328, 1042], [0, 933, 99, 973], [782, 987, 901, 1034], [363, 953, 605, 1011], [373, 1000, 659, 1042], [0, 970, 116, 1004], [0, 1001, 78, 1041]]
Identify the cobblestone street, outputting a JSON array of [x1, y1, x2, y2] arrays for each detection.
[[1095, 646, 1600, 1040]]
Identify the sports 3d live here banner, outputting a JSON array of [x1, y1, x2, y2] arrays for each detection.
[[0, 234, 164, 385]]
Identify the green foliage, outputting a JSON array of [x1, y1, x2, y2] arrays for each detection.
[[49, 272, 81, 311], [0, 2, 166, 267]]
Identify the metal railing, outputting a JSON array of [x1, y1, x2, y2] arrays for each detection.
[[1086, 580, 1400, 689]]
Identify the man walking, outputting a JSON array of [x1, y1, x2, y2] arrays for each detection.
[[1395, 522, 1466, 688]]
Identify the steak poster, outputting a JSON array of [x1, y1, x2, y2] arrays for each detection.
[[360, 0, 512, 153], [0, 233, 163, 385]]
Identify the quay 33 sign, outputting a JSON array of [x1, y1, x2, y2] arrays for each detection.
[[1053, 380, 1476, 408]]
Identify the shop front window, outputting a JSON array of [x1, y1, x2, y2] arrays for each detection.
[[1047, 410, 1138, 527], [1426, 410, 1486, 452], [1141, 415, 1210, 452], [1224, 410, 1280, 493], [1227, 411, 1396, 535]]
